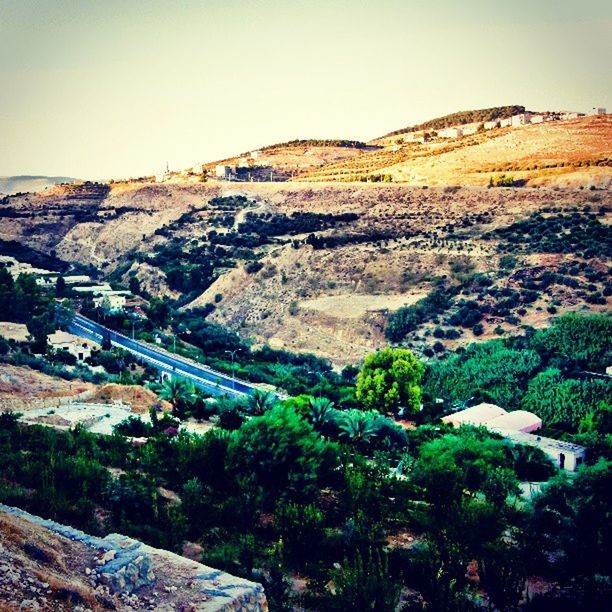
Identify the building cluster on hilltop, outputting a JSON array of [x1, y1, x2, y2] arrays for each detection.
[[403, 106, 607, 143]]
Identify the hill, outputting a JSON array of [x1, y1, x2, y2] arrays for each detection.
[[2, 179, 610, 364], [380, 104, 526, 138], [194, 115, 611, 189]]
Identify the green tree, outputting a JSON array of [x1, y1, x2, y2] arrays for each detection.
[[532, 312, 611, 372], [227, 405, 337, 507], [521, 368, 611, 429], [356, 347, 424, 415], [339, 409, 379, 447], [154, 377, 195, 419]]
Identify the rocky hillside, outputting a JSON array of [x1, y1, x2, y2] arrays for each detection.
[[0, 504, 266, 611], [1, 179, 610, 364]]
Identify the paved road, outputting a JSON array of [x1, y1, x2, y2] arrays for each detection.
[[69, 313, 258, 398]]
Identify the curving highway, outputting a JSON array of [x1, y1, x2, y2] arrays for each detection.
[[69, 313, 259, 398]]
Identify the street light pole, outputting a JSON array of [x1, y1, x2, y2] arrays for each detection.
[[225, 349, 239, 390]]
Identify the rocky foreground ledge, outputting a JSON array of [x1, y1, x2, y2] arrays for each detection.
[[0, 504, 267, 611]]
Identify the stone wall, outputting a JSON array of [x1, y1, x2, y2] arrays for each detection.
[[0, 504, 267, 611]]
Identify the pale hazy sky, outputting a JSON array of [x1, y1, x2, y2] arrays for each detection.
[[1, 0, 610, 180]]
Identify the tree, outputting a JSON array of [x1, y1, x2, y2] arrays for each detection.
[[227, 405, 337, 507], [529, 459, 612, 580], [55, 276, 67, 298], [308, 396, 335, 431], [521, 368, 611, 429], [339, 409, 379, 447], [246, 389, 277, 416], [356, 347, 424, 415], [154, 377, 195, 419], [532, 312, 611, 372]]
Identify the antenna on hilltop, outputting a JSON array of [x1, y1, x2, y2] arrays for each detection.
[[166, 161, 169, 174]]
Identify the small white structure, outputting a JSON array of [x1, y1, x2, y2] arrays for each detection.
[[438, 127, 463, 139], [561, 112, 580, 120], [499, 117, 512, 128], [594, 107, 606, 115], [250, 150, 261, 159], [72, 284, 113, 294], [484, 120, 498, 130], [47, 330, 97, 361], [461, 124, 479, 136], [491, 429, 586, 472], [64, 275, 92, 285], [511, 113, 531, 127], [35, 276, 57, 288], [530, 115, 544, 124], [215, 165, 232, 179], [93, 293, 127, 312]]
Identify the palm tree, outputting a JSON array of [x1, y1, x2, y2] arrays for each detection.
[[247, 389, 277, 416], [309, 397, 335, 431], [154, 377, 195, 419], [339, 410, 380, 446]]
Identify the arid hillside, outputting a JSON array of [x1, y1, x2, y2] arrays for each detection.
[[2, 179, 610, 364], [294, 116, 612, 187]]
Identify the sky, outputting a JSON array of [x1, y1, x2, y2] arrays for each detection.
[[1, 0, 610, 180]]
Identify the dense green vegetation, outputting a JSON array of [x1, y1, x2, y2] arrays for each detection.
[[488, 211, 612, 259], [384, 105, 525, 137], [1, 245, 610, 609], [259, 139, 370, 150]]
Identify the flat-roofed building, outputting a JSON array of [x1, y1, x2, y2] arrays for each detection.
[[47, 330, 98, 361], [490, 429, 586, 471]]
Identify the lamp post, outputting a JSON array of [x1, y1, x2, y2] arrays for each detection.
[[225, 349, 239, 390]]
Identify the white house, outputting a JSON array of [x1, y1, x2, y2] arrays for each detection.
[[442, 403, 584, 471], [484, 121, 498, 130], [438, 127, 463, 139], [511, 113, 531, 127], [47, 330, 97, 361], [72, 283, 112, 294], [461, 125, 479, 136], [499, 117, 512, 128], [93, 293, 127, 312], [491, 429, 586, 472], [215, 165, 232, 179], [530, 115, 544, 124]]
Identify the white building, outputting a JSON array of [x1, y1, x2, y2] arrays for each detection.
[[594, 107, 606, 115], [530, 115, 544, 124], [215, 165, 232, 179], [72, 283, 112, 294], [438, 127, 463, 139], [491, 429, 586, 472], [63, 275, 92, 285], [499, 117, 512, 128], [511, 113, 531, 127], [93, 293, 127, 312], [47, 330, 97, 361], [442, 403, 585, 471], [461, 124, 479, 136], [484, 120, 498, 130]]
